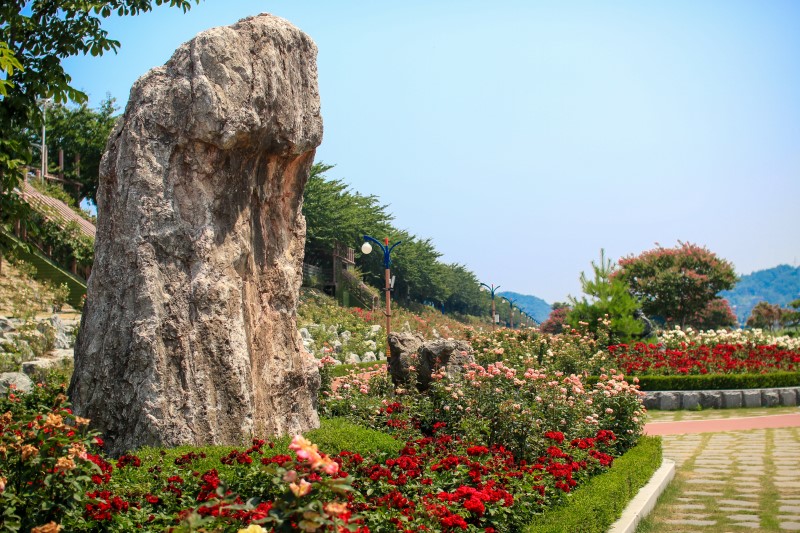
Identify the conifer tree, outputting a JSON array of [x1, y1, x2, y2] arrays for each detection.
[[568, 249, 643, 344]]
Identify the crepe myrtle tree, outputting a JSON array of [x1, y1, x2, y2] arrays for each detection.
[[613, 242, 738, 329]]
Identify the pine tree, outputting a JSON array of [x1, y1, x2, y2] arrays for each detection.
[[568, 250, 643, 344]]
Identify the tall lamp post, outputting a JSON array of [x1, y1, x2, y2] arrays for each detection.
[[38, 98, 52, 181], [502, 297, 517, 329], [362, 236, 401, 360], [480, 283, 501, 331]]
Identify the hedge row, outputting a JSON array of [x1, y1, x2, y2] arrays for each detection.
[[633, 372, 800, 391], [525, 435, 663, 533]]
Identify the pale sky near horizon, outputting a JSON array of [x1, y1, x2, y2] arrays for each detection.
[[61, 0, 800, 304]]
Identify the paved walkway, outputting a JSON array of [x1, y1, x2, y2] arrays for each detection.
[[645, 413, 800, 436], [640, 413, 800, 532]]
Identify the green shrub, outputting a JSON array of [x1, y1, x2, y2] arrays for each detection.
[[304, 417, 403, 457], [525, 435, 663, 533], [634, 372, 800, 391]]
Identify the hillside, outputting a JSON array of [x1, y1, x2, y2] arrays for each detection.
[[721, 264, 800, 325], [497, 291, 551, 323]]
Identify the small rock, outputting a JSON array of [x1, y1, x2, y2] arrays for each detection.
[[365, 340, 377, 350], [743, 390, 761, 408], [340, 331, 352, 344], [0, 372, 34, 394], [369, 325, 382, 336], [378, 351, 386, 360], [681, 392, 700, 410], [779, 388, 798, 406], [345, 353, 361, 365], [658, 392, 680, 410], [0, 317, 14, 333], [333, 340, 343, 354], [722, 390, 743, 408], [762, 390, 780, 407], [362, 351, 376, 362], [22, 349, 73, 376], [299, 328, 312, 341]]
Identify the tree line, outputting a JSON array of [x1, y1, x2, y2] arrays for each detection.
[[303, 163, 503, 319]]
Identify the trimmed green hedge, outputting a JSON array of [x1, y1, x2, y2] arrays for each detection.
[[116, 417, 403, 490], [586, 372, 800, 391], [524, 436, 663, 533], [634, 372, 800, 391]]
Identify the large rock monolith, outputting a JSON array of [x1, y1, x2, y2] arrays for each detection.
[[69, 14, 323, 455]]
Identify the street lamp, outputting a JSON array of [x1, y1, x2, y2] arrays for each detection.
[[37, 98, 52, 181], [502, 297, 517, 329], [479, 282, 501, 331], [362, 235, 401, 361]]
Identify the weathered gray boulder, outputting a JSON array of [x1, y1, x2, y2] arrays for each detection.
[[721, 390, 743, 409], [658, 392, 680, 411], [417, 339, 475, 390], [362, 351, 377, 363], [642, 393, 659, 410], [0, 317, 14, 333], [762, 390, 780, 407], [40, 315, 72, 349], [388, 331, 424, 386], [69, 14, 322, 455], [779, 388, 798, 406], [700, 391, 722, 409], [345, 353, 361, 365], [22, 349, 74, 377], [0, 372, 33, 394], [388, 332, 475, 390], [681, 391, 701, 410], [742, 390, 762, 408]]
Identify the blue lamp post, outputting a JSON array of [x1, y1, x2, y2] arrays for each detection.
[[501, 296, 517, 329], [480, 283, 501, 331], [361, 236, 401, 357]]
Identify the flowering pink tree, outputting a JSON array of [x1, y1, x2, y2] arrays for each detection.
[[614, 242, 738, 328]]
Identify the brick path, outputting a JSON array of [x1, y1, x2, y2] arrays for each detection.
[[641, 414, 800, 532]]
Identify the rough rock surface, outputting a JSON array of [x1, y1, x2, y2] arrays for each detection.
[[417, 339, 475, 391], [0, 372, 33, 394], [388, 331, 424, 386], [388, 333, 474, 390], [69, 14, 323, 456]]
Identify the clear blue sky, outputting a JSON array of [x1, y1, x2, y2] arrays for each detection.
[[62, 0, 800, 304]]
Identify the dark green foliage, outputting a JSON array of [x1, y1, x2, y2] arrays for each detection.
[[0, 0, 201, 198], [568, 249, 643, 344], [626, 372, 800, 391], [40, 97, 119, 205], [722, 265, 800, 326], [302, 162, 393, 266], [498, 291, 552, 324], [303, 163, 498, 316], [524, 436, 663, 533]]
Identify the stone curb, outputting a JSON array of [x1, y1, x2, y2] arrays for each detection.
[[607, 458, 676, 533], [643, 386, 800, 410]]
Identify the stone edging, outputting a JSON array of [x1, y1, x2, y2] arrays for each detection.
[[608, 458, 676, 533], [643, 386, 800, 410]]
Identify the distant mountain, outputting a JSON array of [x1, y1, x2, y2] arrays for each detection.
[[497, 291, 552, 324], [721, 264, 800, 325]]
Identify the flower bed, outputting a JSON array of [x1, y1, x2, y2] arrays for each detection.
[[608, 341, 800, 376], [2, 352, 647, 532]]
